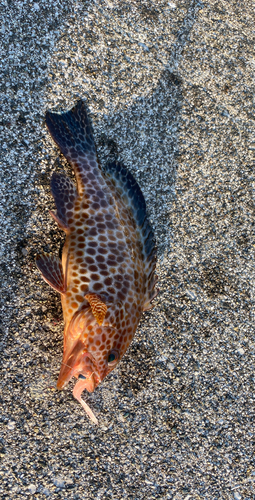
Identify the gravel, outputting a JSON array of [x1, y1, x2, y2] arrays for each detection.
[[0, 0, 255, 499]]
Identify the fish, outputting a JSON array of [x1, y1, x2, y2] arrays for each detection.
[[36, 100, 158, 424]]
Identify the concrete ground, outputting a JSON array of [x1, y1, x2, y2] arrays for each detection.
[[0, 0, 254, 498]]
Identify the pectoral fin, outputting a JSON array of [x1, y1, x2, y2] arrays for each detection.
[[36, 253, 66, 294], [85, 293, 107, 326]]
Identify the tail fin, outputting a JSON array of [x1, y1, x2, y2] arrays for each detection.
[[45, 100, 96, 158], [45, 100, 99, 192]]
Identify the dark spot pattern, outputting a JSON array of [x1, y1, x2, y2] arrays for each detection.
[[38, 100, 157, 392], [50, 172, 78, 227]]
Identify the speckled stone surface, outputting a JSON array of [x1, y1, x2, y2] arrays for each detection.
[[0, 1, 255, 499]]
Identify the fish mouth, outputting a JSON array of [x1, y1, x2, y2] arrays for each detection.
[[56, 340, 98, 390]]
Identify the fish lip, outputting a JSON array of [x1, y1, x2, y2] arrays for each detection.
[[56, 342, 99, 390], [75, 371, 96, 393]]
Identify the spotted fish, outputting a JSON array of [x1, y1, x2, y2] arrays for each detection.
[[36, 101, 157, 424]]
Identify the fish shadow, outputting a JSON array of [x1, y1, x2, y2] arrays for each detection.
[[31, 2, 198, 399], [94, 67, 182, 256]]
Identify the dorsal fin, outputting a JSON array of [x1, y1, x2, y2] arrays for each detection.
[[103, 161, 157, 266]]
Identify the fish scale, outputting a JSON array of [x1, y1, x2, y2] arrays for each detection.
[[36, 100, 157, 424]]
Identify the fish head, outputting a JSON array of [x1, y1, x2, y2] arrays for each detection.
[[56, 308, 120, 392], [57, 336, 120, 390], [57, 341, 99, 392]]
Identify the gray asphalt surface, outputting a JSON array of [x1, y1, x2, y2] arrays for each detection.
[[0, 0, 255, 499]]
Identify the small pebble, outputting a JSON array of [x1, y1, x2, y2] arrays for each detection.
[[53, 477, 65, 488], [236, 348, 245, 356], [233, 492, 242, 500], [27, 484, 37, 494], [41, 488, 50, 497], [167, 362, 175, 371], [7, 421, 16, 430]]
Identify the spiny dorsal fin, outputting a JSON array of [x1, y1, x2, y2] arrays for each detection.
[[36, 253, 66, 294], [103, 161, 157, 271], [85, 293, 107, 326]]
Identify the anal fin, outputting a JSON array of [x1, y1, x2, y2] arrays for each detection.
[[49, 210, 69, 231], [85, 293, 107, 326], [50, 172, 78, 230], [36, 253, 66, 294]]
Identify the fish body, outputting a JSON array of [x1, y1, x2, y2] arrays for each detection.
[[36, 101, 157, 423]]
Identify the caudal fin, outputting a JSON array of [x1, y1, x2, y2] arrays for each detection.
[[46, 101, 100, 195], [45, 100, 96, 160]]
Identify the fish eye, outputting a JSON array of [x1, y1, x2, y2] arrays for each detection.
[[108, 351, 118, 364], [78, 374, 86, 380]]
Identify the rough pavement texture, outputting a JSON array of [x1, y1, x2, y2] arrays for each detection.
[[0, 0, 255, 499]]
